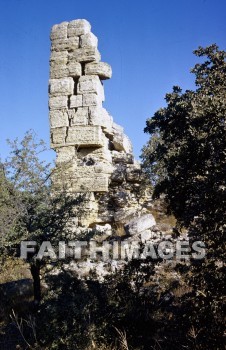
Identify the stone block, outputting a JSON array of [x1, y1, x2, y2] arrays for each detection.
[[49, 96, 68, 110], [70, 175, 109, 192], [66, 109, 76, 120], [67, 165, 112, 178], [56, 146, 76, 164], [112, 122, 123, 133], [111, 151, 134, 164], [51, 127, 67, 145], [68, 19, 91, 37], [80, 33, 98, 48], [69, 47, 101, 63], [67, 62, 82, 77], [114, 208, 137, 224], [50, 64, 68, 79], [140, 230, 153, 243], [83, 93, 102, 107], [49, 78, 74, 96], [93, 224, 112, 236], [125, 214, 156, 235], [66, 125, 104, 147], [50, 62, 82, 79], [50, 51, 68, 65], [94, 163, 113, 175], [96, 147, 113, 163], [70, 95, 83, 108], [49, 110, 69, 128], [77, 76, 104, 101], [85, 62, 112, 79], [89, 107, 113, 131], [51, 37, 79, 51], [71, 107, 89, 126], [76, 144, 112, 163], [51, 22, 68, 40], [112, 123, 133, 153]]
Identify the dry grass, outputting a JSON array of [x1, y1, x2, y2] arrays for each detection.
[[85, 327, 130, 350], [86, 345, 117, 350], [0, 257, 31, 284], [150, 208, 176, 227], [173, 284, 193, 298], [114, 223, 127, 237]]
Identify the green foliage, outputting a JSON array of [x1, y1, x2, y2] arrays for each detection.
[[0, 130, 83, 303], [142, 44, 226, 230], [141, 44, 226, 349]]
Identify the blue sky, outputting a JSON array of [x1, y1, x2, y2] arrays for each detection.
[[0, 0, 226, 161]]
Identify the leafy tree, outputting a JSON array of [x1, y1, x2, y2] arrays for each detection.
[[141, 44, 226, 348], [142, 44, 226, 229], [0, 130, 82, 303], [0, 164, 20, 250]]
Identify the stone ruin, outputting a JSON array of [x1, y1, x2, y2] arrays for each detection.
[[49, 19, 155, 237]]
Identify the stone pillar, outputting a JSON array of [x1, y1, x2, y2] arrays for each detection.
[[49, 19, 152, 231]]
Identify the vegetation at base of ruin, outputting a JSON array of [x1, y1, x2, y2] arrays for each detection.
[[0, 44, 225, 349]]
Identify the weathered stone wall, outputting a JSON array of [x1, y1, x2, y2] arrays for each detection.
[[49, 19, 153, 232]]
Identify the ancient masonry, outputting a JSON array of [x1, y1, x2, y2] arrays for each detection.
[[49, 19, 154, 235]]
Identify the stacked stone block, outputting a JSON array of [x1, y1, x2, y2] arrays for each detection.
[[49, 20, 152, 231]]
